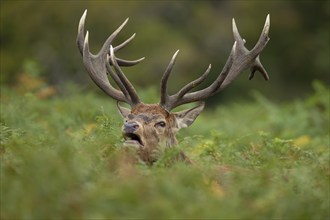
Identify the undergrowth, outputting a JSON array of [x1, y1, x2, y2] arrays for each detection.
[[0, 73, 329, 219]]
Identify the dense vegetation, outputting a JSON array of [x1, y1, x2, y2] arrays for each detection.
[[1, 71, 329, 219]]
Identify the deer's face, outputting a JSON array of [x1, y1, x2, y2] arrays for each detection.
[[117, 103, 204, 163]]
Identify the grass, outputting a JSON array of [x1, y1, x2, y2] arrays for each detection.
[[0, 73, 329, 219]]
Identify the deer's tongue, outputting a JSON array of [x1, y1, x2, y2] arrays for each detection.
[[123, 133, 143, 147]]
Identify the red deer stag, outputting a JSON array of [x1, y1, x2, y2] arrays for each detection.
[[77, 10, 270, 165]]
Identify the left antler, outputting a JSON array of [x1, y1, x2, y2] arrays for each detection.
[[160, 15, 270, 111], [77, 9, 144, 107]]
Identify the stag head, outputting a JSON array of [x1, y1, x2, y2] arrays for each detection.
[[77, 10, 270, 164], [117, 103, 204, 164]]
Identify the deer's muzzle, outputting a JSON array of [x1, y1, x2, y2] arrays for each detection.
[[123, 122, 139, 133], [122, 122, 143, 147]]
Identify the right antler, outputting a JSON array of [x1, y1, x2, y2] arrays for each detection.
[[160, 15, 270, 111], [76, 9, 144, 107]]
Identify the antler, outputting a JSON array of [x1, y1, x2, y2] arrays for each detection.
[[160, 15, 270, 111], [77, 9, 144, 106]]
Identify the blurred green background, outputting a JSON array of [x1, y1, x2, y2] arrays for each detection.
[[1, 0, 329, 103]]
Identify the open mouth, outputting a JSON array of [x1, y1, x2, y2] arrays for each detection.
[[123, 132, 143, 147]]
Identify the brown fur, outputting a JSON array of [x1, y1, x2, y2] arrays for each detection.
[[119, 103, 204, 165], [123, 104, 177, 164]]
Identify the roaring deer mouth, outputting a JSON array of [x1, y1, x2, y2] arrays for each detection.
[[123, 132, 144, 147]]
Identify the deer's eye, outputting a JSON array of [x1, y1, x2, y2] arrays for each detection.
[[156, 121, 166, 128]]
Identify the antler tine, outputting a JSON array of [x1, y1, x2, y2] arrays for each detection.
[[249, 14, 270, 80], [218, 15, 270, 87], [77, 9, 144, 66], [160, 50, 180, 108], [77, 9, 130, 56], [115, 57, 146, 67], [114, 33, 136, 52], [232, 18, 245, 48], [77, 9, 144, 107], [112, 33, 145, 66], [176, 64, 212, 99], [162, 42, 237, 110], [105, 54, 131, 100], [161, 15, 270, 111], [82, 31, 127, 102], [98, 17, 129, 56], [109, 45, 141, 105], [249, 55, 269, 80], [252, 14, 270, 55], [77, 9, 87, 56]]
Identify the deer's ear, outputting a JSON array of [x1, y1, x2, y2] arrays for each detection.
[[173, 102, 205, 130], [116, 102, 131, 118]]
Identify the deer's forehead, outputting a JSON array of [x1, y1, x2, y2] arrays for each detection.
[[127, 113, 165, 123], [131, 104, 168, 114], [127, 104, 176, 124]]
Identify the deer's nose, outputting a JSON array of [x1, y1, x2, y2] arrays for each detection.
[[123, 122, 140, 133]]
